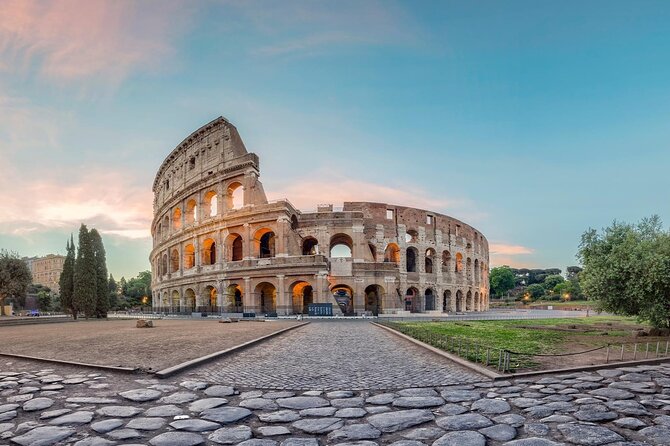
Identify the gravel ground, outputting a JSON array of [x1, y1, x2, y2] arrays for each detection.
[[0, 319, 298, 371]]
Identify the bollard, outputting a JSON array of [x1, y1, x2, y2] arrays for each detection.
[[666, 340, 669, 356], [633, 343, 638, 360], [605, 345, 610, 363], [645, 342, 649, 359], [620, 344, 625, 361], [656, 341, 660, 358]]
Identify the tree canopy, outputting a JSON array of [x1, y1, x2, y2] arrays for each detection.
[[490, 266, 516, 297], [0, 250, 32, 312], [578, 215, 670, 328]]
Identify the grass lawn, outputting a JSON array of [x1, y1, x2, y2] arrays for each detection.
[[529, 300, 598, 307], [390, 316, 652, 371]]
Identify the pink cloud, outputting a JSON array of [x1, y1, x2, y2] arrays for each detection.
[[0, 0, 193, 85], [489, 243, 534, 256]]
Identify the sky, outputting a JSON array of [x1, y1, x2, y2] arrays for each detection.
[[1, 0, 669, 279]]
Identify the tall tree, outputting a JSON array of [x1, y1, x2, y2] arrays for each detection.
[[489, 266, 516, 297], [108, 274, 118, 310], [90, 229, 109, 318], [579, 215, 670, 328], [58, 235, 76, 318], [73, 224, 97, 319], [0, 250, 32, 314]]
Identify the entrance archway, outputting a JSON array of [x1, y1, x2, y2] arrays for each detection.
[[225, 284, 243, 312], [405, 287, 421, 313], [184, 288, 196, 312], [443, 290, 451, 312], [255, 282, 277, 314], [331, 285, 354, 315], [466, 290, 473, 311], [364, 284, 384, 316], [171, 290, 180, 311], [425, 288, 435, 311], [456, 290, 464, 312], [204, 285, 218, 311], [291, 281, 313, 314]]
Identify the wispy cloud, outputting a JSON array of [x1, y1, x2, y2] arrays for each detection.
[[0, 0, 194, 86], [489, 243, 535, 268], [489, 243, 534, 256]]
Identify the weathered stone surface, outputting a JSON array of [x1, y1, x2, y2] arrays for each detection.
[[258, 410, 300, 423], [119, 389, 162, 402], [479, 424, 517, 441], [204, 385, 235, 397], [366, 393, 396, 405], [158, 392, 199, 404], [436, 414, 493, 431], [256, 426, 291, 436], [169, 419, 221, 432], [0, 410, 16, 421], [208, 425, 253, 444], [145, 404, 184, 417], [277, 396, 329, 409], [91, 418, 124, 433], [557, 423, 624, 445], [291, 417, 344, 434], [327, 390, 354, 398], [279, 438, 319, 446], [502, 439, 562, 446], [126, 417, 166, 431], [441, 389, 481, 402], [149, 431, 205, 446], [39, 409, 71, 420], [368, 409, 435, 432], [263, 391, 295, 399], [401, 427, 445, 440], [471, 398, 511, 414], [432, 430, 487, 446], [438, 403, 469, 415], [22, 398, 54, 412], [335, 407, 367, 418], [525, 423, 549, 436], [239, 397, 278, 410], [11, 426, 76, 446], [49, 411, 94, 426], [65, 397, 118, 404], [73, 437, 115, 446], [300, 407, 337, 417], [588, 388, 635, 400], [392, 396, 444, 408], [106, 428, 143, 440], [574, 409, 618, 422], [614, 417, 647, 429], [200, 406, 252, 424], [494, 413, 526, 428], [639, 426, 670, 445], [327, 423, 382, 441], [331, 397, 365, 408], [96, 405, 143, 417], [0, 403, 19, 413], [180, 380, 208, 391], [188, 398, 228, 412]]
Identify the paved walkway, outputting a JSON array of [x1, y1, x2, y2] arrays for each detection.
[[191, 321, 484, 390]]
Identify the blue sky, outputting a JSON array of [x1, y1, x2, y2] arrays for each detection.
[[1, 0, 669, 279]]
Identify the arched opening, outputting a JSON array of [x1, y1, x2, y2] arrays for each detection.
[[162, 215, 169, 238], [466, 290, 473, 311], [425, 288, 435, 311], [161, 292, 169, 309], [302, 237, 319, 255], [455, 253, 463, 273], [467, 257, 472, 279], [254, 229, 276, 258], [474, 259, 480, 283], [368, 243, 377, 262], [204, 190, 217, 217], [365, 284, 384, 316], [226, 234, 244, 261], [475, 291, 480, 311], [227, 182, 244, 209], [405, 287, 421, 313], [170, 249, 179, 273], [405, 229, 418, 243], [291, 281, 313, 314], [204, 286, 218, 311], [291, 215, 299, 230], [425, 248, 436, 274], [186, 199, 197, 225], [161, 254, 168, 276], [443, 290, 452, 312], [173, 208, 182, 230], [185, 288, 196, 312], [256, 282, 277, 314], [202, 238, 216, 265], [183, 244, 195, 269], [456, 290, 464, 312], [406, 247, 418, 272], [384, 243, 400, 264], [157, 223, 162, 243], [442, 251, 451, 273], [330, 233, 353, 258], [171, 290, 180, 311], [225, 284, 243, 312], [331, 285, 354, 315]]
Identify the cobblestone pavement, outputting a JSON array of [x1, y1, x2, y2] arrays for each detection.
[[190, 321, 484, 390], [4, 357, 670, 445]]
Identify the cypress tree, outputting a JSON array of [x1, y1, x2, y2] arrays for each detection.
[[108, 274, 118, 310], [73, 224, 97, 319], [58, 235, 76, 318], [90, 229, 109, 318]]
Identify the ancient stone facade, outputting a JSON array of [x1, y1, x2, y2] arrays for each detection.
[[24, 254, 65, 294], [150, 117, 489, 315]]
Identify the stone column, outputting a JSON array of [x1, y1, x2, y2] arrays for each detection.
[[276, 216, 290, 257], [352, 225, 365, 263], [354, 278, 365, 315], [276, 275, 288, 315], [244, 223, 252, 259]]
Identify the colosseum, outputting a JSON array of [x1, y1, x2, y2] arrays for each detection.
[[150, 117, 490, 316]]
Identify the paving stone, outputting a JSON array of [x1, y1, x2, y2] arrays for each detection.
[[557, 423, 625, 445], [106, 428, 143, 440], [471, 398, 511, 414], [257, 426, 291, 436], [158, 391, 199, 404], [574, 409, 618, 421], [539, 414, 575, 423], [49, 410, 94, 425], [144, 404, 184, 417], [365, 405, 391, 414], [436, 414, 493, 430], [639, 425, 670, 445], [0, 403, 20, 413], [441, 389, 481, 402], [188, 398, 229, 412], [10, 426, 76, 446], [22, 397, 54, 412], [65, 397, 119, 404], [15, 421, 39, 434], [510, 397, 542, 408], [0, 410, 17, 421], [366, 393, 396, 405], [119, 389, 162, 402], [327, 423, 382, 441], [502, 439, 562, 446], [73, 437, 115, 446], [392, 396, 444, 408], [479, 424, 517, 441], [524, 423, 549, 436], [279, 438, 319, 446], [149, 384, 179, 392], [331, 397, 365, 408], [263, 391, 295, 399], [401, 426, 445, 440], [277, 396, 330, 409], [432, 430, 486, 446], [292, 417, 344, 434], [0, 422, 13, 433], [200, 406, 252, 424], [387, 441, 425, 446], [91, 419, 125, 434], [335, 407, 367, 418], [149, 431, 205, 446], [368, 409, 434, 433], [494, 413, 526, 428], [300, 406, 337, 417], [239, 397, 278, 410], [40, 409, 71, 419], [126, 417, 166, 431], [40, 384, 64, 391], [204, 385, 236, 397], [239, 440, 279, 446], [327, 390, 355, 398], [588, 388, 635, 400], [398, 388, 439, 397], [180, 380, 209, 391], [258, 410, 301, 423], [208, 425, 253, 444], [438, 403, 468, 415], [169, 419, 222, 432], [613, 417, 647, 429], [96, 405, 143, 417]]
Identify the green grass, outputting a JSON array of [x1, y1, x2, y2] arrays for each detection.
[[529, 300, 598, 307]]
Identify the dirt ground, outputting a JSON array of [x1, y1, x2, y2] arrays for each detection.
[[0, 319, 299, 371]]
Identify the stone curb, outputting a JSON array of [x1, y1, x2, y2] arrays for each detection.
[[371, 322, 501, 379], [154, 321, 310, 378], [0, 352, 138, 373], [500, 356, 670, 380]]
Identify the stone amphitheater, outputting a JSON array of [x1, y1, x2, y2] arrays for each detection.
[[150, 117, 489, 316]]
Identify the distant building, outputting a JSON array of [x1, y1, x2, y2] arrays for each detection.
[[24, 254, 65, 294]]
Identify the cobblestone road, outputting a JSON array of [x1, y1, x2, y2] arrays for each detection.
[[190, 321, 485, 390]]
